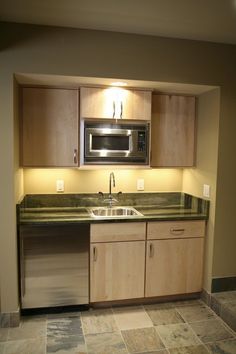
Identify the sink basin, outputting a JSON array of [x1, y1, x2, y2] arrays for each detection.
[[88, 206, 143, 218]]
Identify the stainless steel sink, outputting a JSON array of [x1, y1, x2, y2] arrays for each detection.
[[88, 206, 143, 218]]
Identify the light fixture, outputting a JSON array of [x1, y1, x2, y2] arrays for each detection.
[[111, 81, 127, 87]]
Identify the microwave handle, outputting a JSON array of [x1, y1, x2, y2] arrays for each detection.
[[113, 101, 116, 118], [120, 101, 123, 119]]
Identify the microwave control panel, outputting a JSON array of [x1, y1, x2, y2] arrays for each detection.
[[137, 131, 146, 152]]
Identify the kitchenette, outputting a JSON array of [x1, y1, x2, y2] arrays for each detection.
[[16, 80, 210, 313]]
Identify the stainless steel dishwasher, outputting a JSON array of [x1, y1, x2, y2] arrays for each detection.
[[19, 224, 89, 309]]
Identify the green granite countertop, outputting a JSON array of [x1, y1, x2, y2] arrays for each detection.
[[18, 193, 209, 225]]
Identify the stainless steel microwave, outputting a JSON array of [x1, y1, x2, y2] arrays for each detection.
[[84, 121, 149, 164]]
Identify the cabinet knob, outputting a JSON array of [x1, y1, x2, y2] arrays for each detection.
[[73, 149, 78, 164]]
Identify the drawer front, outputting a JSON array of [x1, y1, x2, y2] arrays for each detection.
[[91, 222, 146, 242], [147, 220, 205, 240]]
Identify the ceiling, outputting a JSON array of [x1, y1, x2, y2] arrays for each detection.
[[1, 0, 236, 45]]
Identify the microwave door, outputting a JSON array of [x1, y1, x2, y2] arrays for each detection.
[[86, 129, 131, 158]]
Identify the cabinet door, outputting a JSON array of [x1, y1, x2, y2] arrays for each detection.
[[145, 238, 204, 297], [90, 241, 145, 302], [21, 87, 79, 167], [80, 87, 151, 120], [151, 94, 196, 167], [122, 90, 151, 120]]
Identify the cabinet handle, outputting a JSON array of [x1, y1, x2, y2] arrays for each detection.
[[170, 228, 185, 234], [120, 101, 123, 119], [93, 246, 97, 261], [73, 149, 78, 164], [113, 101, 116, 118], [149, 243, 154, 257]]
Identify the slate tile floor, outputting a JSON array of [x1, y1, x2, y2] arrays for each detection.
[[210, 291, 236, 332], [0, 300, 236, 354]]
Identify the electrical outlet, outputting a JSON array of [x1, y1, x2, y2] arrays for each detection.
[[203, 184, 210, 198], [56, 179, 64, 193], [137, 179, 144, 191]]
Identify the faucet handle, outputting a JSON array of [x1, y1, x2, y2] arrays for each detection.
[[117, 191, 122, 198], [98, 191, 104, 198]]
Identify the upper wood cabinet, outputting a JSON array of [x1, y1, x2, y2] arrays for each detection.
[[151, 94, 196, 167], [80, 87, 151, 120], [20, 87, 79, 167]]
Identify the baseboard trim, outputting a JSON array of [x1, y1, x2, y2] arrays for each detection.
[[212, 276, 236, 293]]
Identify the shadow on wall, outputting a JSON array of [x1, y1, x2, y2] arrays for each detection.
[[0, 22, 56, 51]]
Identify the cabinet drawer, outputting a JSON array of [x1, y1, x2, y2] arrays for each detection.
[[147, 220, 205, 240], [91, 222, 146, 242]]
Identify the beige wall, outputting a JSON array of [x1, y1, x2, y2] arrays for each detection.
[[182, 88, 220, 291], [1, 22, 236, 312], [23, 168, 182, 194], [212, 87, 236, 277]]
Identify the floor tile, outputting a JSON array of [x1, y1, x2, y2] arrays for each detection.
[[136, 351, 168, 354], [47, 316, 86, 353], [85, 331, 127, 354], [0, 343, 5, 354], [47, 316, 83, 339], [47, 311, 81, 320], [175, 303, 215, 323], [212, 291, 236, 304], [0, 327, 8, 342], [156, 323, 201, 349], [190, 318, 234, 343], [4, 337, 46, 354], [121, 327, 165, 353], [47, 335, 86, 354], [207, 338, 236, 354], [113, 306, 153, 330], [8, 318, 46, 341], [145, 304, 184, 326], [221, 301, 236, 332], [81, 309, 118, 335], [168, 345, 209, 354]]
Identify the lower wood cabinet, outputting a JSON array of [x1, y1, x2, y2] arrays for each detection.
[[145, 238, 204, 297], [90, 220, 205, 303], [90, 241, 145, 302]]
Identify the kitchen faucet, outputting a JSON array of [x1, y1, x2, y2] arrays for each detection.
[[108, 172, 116, 206]]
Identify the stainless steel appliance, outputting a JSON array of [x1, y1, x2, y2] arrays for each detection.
[[20, 224, 89, 309], [84, 121, 149, 164]]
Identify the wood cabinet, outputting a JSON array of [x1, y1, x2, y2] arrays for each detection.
[[151, 94, 196, 167], [90, 222, 146, 302], [20, 87, 79, 167], [90, 220, 205, 303], [145, 221, 205, 297], [80, 87, 151, 120]]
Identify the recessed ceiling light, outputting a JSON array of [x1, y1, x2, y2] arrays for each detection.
[[111, 81, 127, 87]]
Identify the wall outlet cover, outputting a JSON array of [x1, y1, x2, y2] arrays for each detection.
[[137, 178, 144, 191], [56, 179, 64, 192], [203, 184, 210, 198]]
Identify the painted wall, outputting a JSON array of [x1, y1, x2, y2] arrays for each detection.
[[182, 88, 220, 291], [23, 168, 183, 194], [1, 22, 236, 312]]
